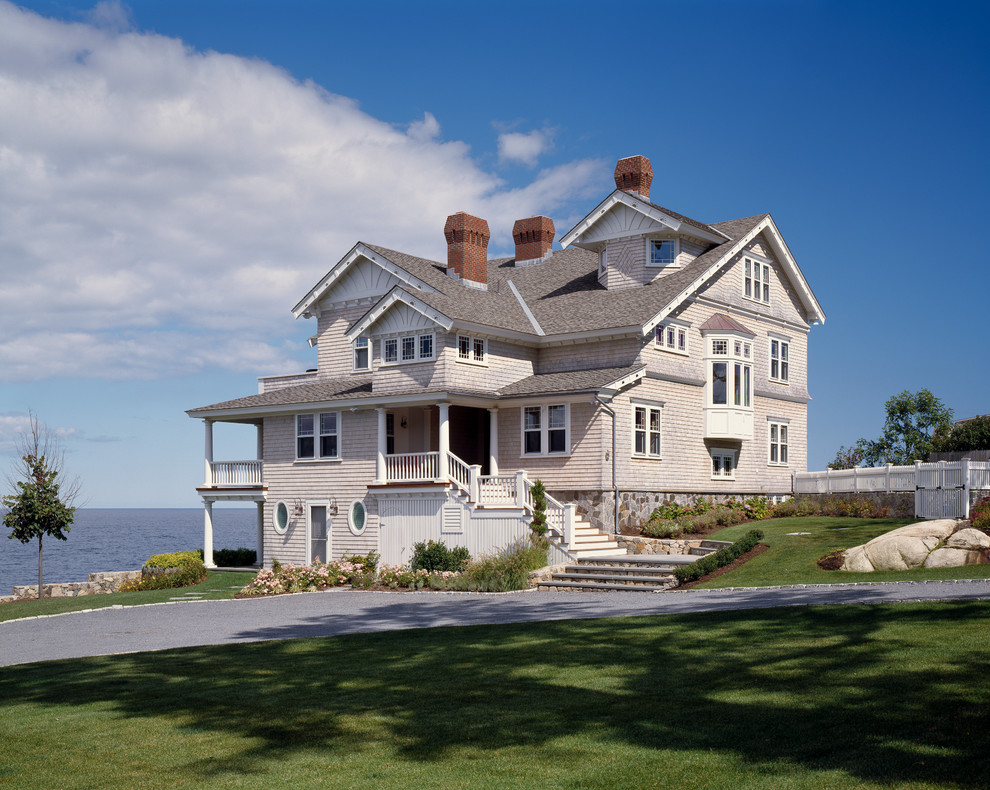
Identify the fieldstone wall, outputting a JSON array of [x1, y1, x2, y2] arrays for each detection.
[[797, 491, 915, 518], [616, 536, 707, 555], [2, 570, 141, 603]]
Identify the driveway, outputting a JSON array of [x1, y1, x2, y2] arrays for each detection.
[[2, 579, 989, 667]]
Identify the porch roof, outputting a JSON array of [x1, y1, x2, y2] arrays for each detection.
[[495, 364, 646, 398]]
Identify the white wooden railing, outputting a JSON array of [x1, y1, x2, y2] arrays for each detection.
[[206, 460, 263, 487], [446, 452, 471, 492], [794, 460, 990, 494], [385, 451, 440, 483]]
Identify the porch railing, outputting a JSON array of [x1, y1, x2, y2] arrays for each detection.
[[446, 452, 471, 493], [385, 451, 440, 483], [206, 460, 263, 487]]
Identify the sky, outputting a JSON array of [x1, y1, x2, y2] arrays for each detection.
[[0, 0, 988, 508]]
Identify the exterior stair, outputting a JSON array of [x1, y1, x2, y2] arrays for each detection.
[[688, 539, 733, 556], [537, 555, 697, 593], [564, 520, 627, 558]]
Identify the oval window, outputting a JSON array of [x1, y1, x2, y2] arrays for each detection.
[[274, 501, 289, 534], [348, 500, 366, 536]]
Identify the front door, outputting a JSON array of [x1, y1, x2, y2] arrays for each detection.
[[309, 505, 328, 563]]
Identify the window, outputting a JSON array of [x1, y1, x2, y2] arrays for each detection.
[[648, 238, 679, 267], [770, 338, 789, 383], [744, 257, 770, 304], [382, 332, 434, 365], [769, 421, 789, 466], [654, 323, 688, 355], [598, 247, 607, 278], [273, 501, 289, 535], [297, 412, 340, 460], [522, 404, 569, 456], [353, 337, 370, 371], [347, 500, 367, 536], [457, 334, 487, 365], [711, 449, 736, 479], [633, 403, 662, 458], [709, 337, 751, 408]]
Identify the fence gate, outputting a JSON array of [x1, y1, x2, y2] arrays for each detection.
[[915, 462, 968, 519]]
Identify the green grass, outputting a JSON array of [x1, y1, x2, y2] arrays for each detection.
[[699, 517, 990, 588], [0, 570, 257, 623], [0, 601, 987, 789]]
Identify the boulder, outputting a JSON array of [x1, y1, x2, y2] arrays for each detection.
[[862, 534, 940, 570], [945, 528, 990, 551], [841, 545, 875, 573], [839, 518, 986, 572], [923, 547, 984, 568]]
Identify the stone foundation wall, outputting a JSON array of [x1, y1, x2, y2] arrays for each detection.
[[2, 570, 141, 604]]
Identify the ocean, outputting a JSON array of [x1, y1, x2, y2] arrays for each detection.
[[0, 508, 258, 595]]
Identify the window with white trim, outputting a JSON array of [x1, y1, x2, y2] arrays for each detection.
[[744, 257, 770, 304], [273, 501, 289, 534], [632, 403, 662, 458], [522, 404, 569, 456], [296, 412, 340, 460], [353, 337, 370, 371], [769, 421, 789, 466], [769, 338, 789, 383], [709, 337, 752, 408], [347, 500, 367, 535], [654, 323, 688, 355], [711, 449, 736, 479], [648, 238, 679, 267], [598, 247, 607, 278], [382, 332, 434, 365], [457, 334, 487, 365]]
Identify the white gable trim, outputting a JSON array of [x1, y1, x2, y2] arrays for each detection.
[[345, 287, 453, 342], [293, 243, 438, 319], [640, 217, 825, 336], [602, 365, 647, 393]]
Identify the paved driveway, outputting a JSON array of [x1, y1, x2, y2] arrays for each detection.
[[2, 579, 989, 667]]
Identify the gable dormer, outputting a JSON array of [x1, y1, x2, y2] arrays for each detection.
[[560, 156, 728, 291]]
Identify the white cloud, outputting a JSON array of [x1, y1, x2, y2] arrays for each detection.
[[0, 412, 77, 455], [497, 128, 554, 166], [0, 2, 604, 382]]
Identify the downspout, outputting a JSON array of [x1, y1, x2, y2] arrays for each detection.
[[593, 395, 619, 534]]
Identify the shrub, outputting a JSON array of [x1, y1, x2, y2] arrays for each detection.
[[713, 506, 746, 527], [530, 479, 548, 536], [436, 536, 551, 593], [772, 499, 799, 517], [411, 540, 471, 573], [342, 550, 379, 572], [795, 498, 820, 517], [240, 557, 370, 595], [651, 499, 693, 521], [971, 496, 990, 530], [197, 547, 257, 567], [120, 551, 207, 592], [691, 496, 715, 515], [674, 530, 763, 584], [641, 517, 685, 539], [686, 510, 720, 532], [743, 497, 775, 520]]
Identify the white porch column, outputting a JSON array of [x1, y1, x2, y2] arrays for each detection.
[[438, 403, 450, 482], [488, 408, 499, 475], [376, 408, 387, 484], [256, 422, 264, 462], [203, 499, 215, 568], [255, 501, 264, 567], [204, 419, 214, 487]]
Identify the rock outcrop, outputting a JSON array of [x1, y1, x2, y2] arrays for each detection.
[[840, 520, 990, 572]]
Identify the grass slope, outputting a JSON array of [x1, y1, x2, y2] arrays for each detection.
[[0, 571, 257, 623], [0, 602, 987, 789], [700, 517, 990, 588]]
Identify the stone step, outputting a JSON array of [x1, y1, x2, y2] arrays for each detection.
[[689, 546, 718, 556], [537, 580, 674, 593], [553, 571, 674, 585], [563, 563, 675, 576], [567, 547, 629, 558], [701, 539, 733, 549]]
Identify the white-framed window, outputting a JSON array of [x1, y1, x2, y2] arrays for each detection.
[[632, 402, 662, 458], [296, 412, 340, 460], [353, 336, 370, 371], [347, 500, 367, 536], [654, 322, 688, 355], [711, 449, 736, 479], [769, 420, 789, 466], [522, 404, 569, 456], [382, 332, 435, 366], [273, 500, 289, 535], [709, 337, 752, 408], [769, 338, 789, 383], [648, 238, 680, 267], [598, 247, 608, 278], [744, 256, 770, 304], [457, 334, 487, 365]]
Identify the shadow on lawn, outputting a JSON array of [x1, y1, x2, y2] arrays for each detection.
[[1, 600, 988, 786]]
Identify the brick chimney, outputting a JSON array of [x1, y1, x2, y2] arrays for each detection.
[[512, 216, 555, 267], [443, 212, 490, 289], [614, 155, 653, 200]]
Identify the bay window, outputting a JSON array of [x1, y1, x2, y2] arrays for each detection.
[[704, 329, 754, 440]]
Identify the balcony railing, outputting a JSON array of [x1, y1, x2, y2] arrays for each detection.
[[385, 451, 440, 483], [205, 460, 264, 487]]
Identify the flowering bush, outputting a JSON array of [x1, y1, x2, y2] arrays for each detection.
[[971, 496, 990, 530], [239, 558, 367, 596]]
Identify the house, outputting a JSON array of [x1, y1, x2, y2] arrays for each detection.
[[187, 155, 825, 568]]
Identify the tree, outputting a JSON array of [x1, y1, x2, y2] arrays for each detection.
[[857, 389, 954, 466], [529, 479, 547, 537], [828, 444, 865, 470], [2, 414, 80, 599], [932, 415, 990, 454]]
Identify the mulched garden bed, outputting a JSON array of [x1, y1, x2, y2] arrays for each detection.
[[673, 543, 769, 590]]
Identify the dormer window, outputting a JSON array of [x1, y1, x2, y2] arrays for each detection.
[[744, 256, 770, 304], [648, 239, 679, 267], [655, 322, 688, 355]]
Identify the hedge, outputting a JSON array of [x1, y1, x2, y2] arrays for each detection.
[[673, 530, 764, 584]]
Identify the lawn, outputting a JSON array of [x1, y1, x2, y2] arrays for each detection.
[[0, 601, 987, 789], [0, 570, 257, 623], [700, 517, 990, 588]]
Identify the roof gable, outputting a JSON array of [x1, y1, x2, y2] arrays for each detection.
[[345, 287, 452, 342]]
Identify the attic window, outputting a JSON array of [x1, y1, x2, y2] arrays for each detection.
[[744, 257, 770, 304], [457, 335, 487, 366], [648, 239, 679, 267]]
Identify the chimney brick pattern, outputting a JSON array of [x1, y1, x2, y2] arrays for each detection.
[[512, 215, 555, 265], [444, 212, 490, 287], [614, 155, 653, 200]]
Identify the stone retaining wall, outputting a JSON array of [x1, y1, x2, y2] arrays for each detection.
[[615, 536, 707, 555], [796, 489, 990, 519], [2, 570, 141, 604]]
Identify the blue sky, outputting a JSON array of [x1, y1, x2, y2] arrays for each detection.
[[1, 0, 988, 507]]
